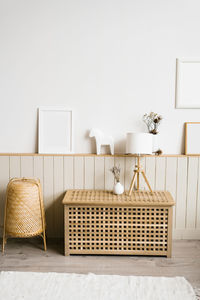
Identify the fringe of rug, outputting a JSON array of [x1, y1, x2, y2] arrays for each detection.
[[194, 287, 200, 299]]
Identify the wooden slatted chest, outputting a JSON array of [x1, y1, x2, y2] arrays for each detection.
[[63, 190, 175, 257]]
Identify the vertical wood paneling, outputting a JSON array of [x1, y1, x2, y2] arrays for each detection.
[[145, 156, 156, 190], [0, 154, 200, 239], [43, 156, 54, 237], [21, 156, 34, 177], [0, 157, 9, 231], [84, 157, 95, 189], [114, 157, 125, 186], [196, 158, 200, 228], [54, 156, 64, 237], [74, 156, 84, 189], [166, 157, 177, 228], [33, 156, 44, 188], [64, 156, 74, 190], [9, 156, 21, 178], [186, 157, 198, 229], [176, 157, 188, 229], [155, 157, 166, 190], [124, 157, 135, 191], [105, 157, 115, 190], [95, 157, 105, 190]]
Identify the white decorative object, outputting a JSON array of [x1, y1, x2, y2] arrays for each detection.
[[38, 107, 73, 154], [89, 128, 114, 155], [126, 132, 152, 154], [185, 122, 200, 154], [113, 182, 124, 195], [110, 165, 124, 195], [176, 58, 200, 108], [0, 271, 196, 300]]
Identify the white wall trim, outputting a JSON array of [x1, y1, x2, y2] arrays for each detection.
[[173, 229, 200, 239]]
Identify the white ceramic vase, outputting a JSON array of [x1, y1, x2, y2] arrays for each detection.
[[113, 182, 124, 195]]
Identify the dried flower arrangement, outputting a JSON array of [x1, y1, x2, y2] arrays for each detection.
[[143, 112, 162, 135], [110, 165, 121, 182]]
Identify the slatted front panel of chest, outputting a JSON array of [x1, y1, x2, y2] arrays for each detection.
[[63, 190, 175, 257]]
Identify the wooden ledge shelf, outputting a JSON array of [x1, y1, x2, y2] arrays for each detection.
[[0, 153, 195, 157]]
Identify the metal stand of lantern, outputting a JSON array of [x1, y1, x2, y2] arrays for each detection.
[[126, 133, 153, 195]]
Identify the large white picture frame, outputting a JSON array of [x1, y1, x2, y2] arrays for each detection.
[[176, 58, 200, 108], [38, 107, 73, 154]]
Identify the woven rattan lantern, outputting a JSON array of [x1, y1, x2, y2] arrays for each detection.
[[2, 178, 47, 253]]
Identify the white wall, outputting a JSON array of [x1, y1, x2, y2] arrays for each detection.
[[1, 0, 200, 154]]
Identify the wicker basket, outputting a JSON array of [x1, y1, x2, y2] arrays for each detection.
[[2, 178, 47, 253]]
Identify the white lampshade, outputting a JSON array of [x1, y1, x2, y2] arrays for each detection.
[[126, 132, 152, 154]]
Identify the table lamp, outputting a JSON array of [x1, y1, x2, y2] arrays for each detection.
[[126, 132, 153, 195]]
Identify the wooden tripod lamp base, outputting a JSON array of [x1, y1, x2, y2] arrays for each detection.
[[126, 132, 153, 195], [128, 156, 153, 196]]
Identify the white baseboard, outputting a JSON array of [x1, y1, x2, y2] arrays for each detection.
[[173, 228, 200, 239]]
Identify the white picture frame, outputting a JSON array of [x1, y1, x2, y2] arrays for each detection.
[[176, 58, 200, 108], [185, 122, 200, 155], [38, 107, 73, 154]]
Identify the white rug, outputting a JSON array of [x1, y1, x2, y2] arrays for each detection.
[[0, 271, 196, 300]]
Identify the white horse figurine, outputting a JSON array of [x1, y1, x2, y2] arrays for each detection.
[[89, 128, 114, 155]]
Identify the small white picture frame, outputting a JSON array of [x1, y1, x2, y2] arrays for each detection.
[[176, 58, 200, 108], [38, 107, 73, 154], [185, 122, 200, 155]]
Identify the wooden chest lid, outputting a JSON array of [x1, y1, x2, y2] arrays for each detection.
[[62, 190, 175, 207]]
